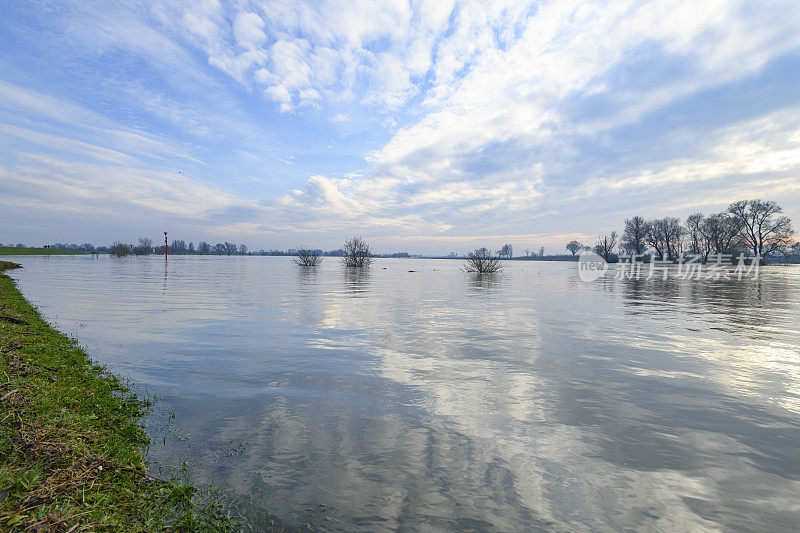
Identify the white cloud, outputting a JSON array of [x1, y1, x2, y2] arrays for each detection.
[[262, 104, 800, 242], [233, 11, 266, 50], [299, 88, 321, 101], [577, 109, 800, 199], [149, 0, 453, 109], [0, 153, 244, 219], [265, 84, 291, 104]]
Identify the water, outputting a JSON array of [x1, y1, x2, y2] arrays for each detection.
[[4, 255, 800, 531]]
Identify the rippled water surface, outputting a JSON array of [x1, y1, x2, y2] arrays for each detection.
[[5, 255, 800, 531]]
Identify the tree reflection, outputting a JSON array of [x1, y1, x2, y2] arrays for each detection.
[[343, 266, 371, 297], [617, 269, 794, 338]]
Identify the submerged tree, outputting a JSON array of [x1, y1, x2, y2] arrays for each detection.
[[594, 232, 618, 263], [646, 217, 682, 260], [133, 237, 152, 255], [342, 236, 372, 267], [109, 241, 131, 257], [684, 213, 705, 256], [622, 216, 648, 255], [464, 247, 502, 273], [294, 246, 322, 266], [498, 243, 513, 258], [699, 212, 741, 259], [565, 240, 583, 256], [728, 199, 794, 257], [170, 240, 187, 254]]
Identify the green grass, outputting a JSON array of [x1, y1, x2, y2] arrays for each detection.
[[0, 247, 89, 256], [0, 263, 233, 531]]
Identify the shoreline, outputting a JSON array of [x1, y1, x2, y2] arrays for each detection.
[[0, 263, 232, 531], [0, 248, 88, 256]]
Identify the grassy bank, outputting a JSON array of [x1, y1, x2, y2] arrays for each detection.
[[0, 262, 232, 531], [0, 248, 88, 256]]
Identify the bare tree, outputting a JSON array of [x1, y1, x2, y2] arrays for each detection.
[[684, 213, 705, 256], [109, 241, 131, 257], [699, 212, 741, 259], [622, 216, 648, 255], [223, 242, 238, 255], [498, 243, 513, 258], [294, 246, 322, 266], [728, 199, 794, 257], [594, 232, 618, 262], [239, 244, 248, 255], [342, 236, 372, 267], [665, 218, 683, 259], [565, 240, 583, 256], [646, 217, 682, 260], [645, 219, 664, 258], [464, 247, 502, 273], [169, 240, 186, 254], [133, 237, 152, 255]]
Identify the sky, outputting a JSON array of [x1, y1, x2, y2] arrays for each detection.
[[1, 0, 799, 254]]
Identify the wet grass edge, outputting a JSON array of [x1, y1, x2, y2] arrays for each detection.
[[0, 264, 234, 531]]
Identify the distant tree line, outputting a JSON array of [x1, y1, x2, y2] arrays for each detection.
[[43, 243, 109, 252], [108, 239, 250, 257], [566, 199, 797, 263], [104, 237, 372, 257], [108, 239, 254, 257], [11, 199, 796, 265]]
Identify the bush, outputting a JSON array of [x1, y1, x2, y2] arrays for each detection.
[[464, 248, 502, 273], [133, 237, 152, 255], [294, 247, 322, 266], [109, 242, 131, 257], [342, 236, 372, 268]]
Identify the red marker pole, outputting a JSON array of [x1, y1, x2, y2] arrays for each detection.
[[164, 232, 168, 261]]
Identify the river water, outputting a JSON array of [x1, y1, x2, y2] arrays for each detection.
[[5, 255, 800, 531]]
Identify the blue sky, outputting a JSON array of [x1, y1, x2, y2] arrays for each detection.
[[1, 0, 799, 254]]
